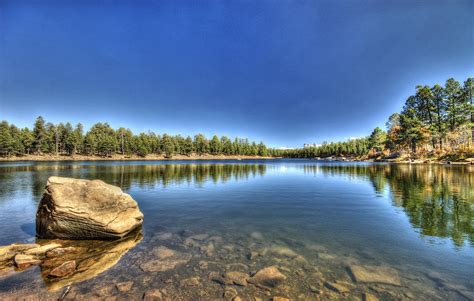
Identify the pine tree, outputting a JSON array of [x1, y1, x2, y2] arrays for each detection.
[[0, 121, 13, 156], [33, 116, 47, 154], [162, 134, 175, 158], [210, 135, 221, 154]]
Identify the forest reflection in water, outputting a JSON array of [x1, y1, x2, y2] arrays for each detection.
[[302, 163, 473, 248], [0, 162, 472, 248]]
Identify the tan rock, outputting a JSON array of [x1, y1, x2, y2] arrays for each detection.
[[249, 266, 287, 288], [46, 246, 80, 258], [143, 289, 163, 301], [116, 281, 134, 292], [49, 260, 76, 277], [272, 297, 290, 301], [154, 232, 173, 240], [225, 271, 249, 286], [224, 287, 238, 300], [152, 246, 175, 259], [14, 254, 41, 269], [180, 277, 200, 286], [188, 234, 209, 241], [363, 293, 379, 301], [140, 247, 191, 273], [268, 246, 299, 258], [36, 176, 144, 239], [250, 232, 264, 240], [324, 281, 349, 294], [349, 265, 401, 286], [25, 243, 62, 255]]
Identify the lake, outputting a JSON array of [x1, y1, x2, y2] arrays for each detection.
[[0, 160, 472, 300]]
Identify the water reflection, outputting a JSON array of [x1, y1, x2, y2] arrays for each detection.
[[0, 162, 472, 248], [303, 164, 474, 247], [0, 163, 267, 196]]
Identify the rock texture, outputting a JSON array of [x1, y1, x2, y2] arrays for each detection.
[[249, 266, 286, 288], [36, 176, 144, 239], [349, 265, 401, 286]]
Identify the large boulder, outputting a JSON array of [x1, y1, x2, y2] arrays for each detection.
[[36, 177, 143, 239]]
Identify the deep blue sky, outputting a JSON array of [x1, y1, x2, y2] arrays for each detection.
[[0, 0, 472, 148]]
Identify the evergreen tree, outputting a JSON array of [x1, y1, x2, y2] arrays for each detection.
[[445, 78, 466, 131], [73, 123, 84, 155], [20, 127, 34, 155], [368, 127, 386, 152], [33, 116, 47, 154], [162, 134, 175, 158], [209, 135, 221, 154], [0, 121, 13, 156]]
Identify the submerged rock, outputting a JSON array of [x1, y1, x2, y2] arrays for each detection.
[[324, 281, 349, 294], [14, 254, 41, 269], [143, 289, 163, 301], [180, 277, 200, 286], [24, 243, 62, 256], [48, 260, 76, 277], [223, 287, 238, 300], [116, 281, 134, 292], [140, 247, 191, 273], [36, 176, 144, 239], [363, 293, 380, 301], [250, 232, 264, 240], [349, 265, 401, 286], [249, 266, 287, 288], [224, 271, 249, 286]]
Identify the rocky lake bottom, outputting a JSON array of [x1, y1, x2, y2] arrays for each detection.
[[0, 160, 472, 300]]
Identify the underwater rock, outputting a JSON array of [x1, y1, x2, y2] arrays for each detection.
[[223, 287, 238, 300], [188, 234, 209, 241], [36, 176, 143, 239], [180, 277, 200, 286], [24, 243, 62, 256], [272, 297, 290, 301], [224, 271, 249, 286], [324, 281, 349, 294], [143, 289, 163, 301], [140, 247, 191, 273], [249, 266, 287, 288], [46, 247, 80, 258], [349, 265, 401, 286], [48, 260, 76, 277], [152, 246, 175, 259], [116, 281, 134, 292], [154, 232, 173, 241], [250, 232, 264, 240], [363, 292, 380, 301], [14, 254, 41, 269]]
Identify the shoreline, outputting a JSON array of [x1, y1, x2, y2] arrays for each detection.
[[1, 155, 472, 165], [0, 154, 277, 162]]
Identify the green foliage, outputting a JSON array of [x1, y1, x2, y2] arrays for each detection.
[[368, 127, 387, 152], [33, 116, 48, 154]]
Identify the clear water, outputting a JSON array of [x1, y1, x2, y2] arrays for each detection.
[[0, 160, 472, 300]]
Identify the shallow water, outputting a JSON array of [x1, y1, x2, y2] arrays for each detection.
[[0, 160, 473, 300]]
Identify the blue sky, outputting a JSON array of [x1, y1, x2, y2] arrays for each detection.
[[0, 0, 472, 148]]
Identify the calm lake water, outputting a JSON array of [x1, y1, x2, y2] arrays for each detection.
[[0, 160, 473, 300]]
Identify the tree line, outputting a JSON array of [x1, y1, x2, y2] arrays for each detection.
[[0, 116, 273, 158], [283, 77, 473, 159]]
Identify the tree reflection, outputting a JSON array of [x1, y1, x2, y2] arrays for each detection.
[[305, 164, 474, 247]]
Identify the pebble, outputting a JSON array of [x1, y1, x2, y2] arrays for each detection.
[[115, 281, 134, 292], [143, 289, 163, 301]]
